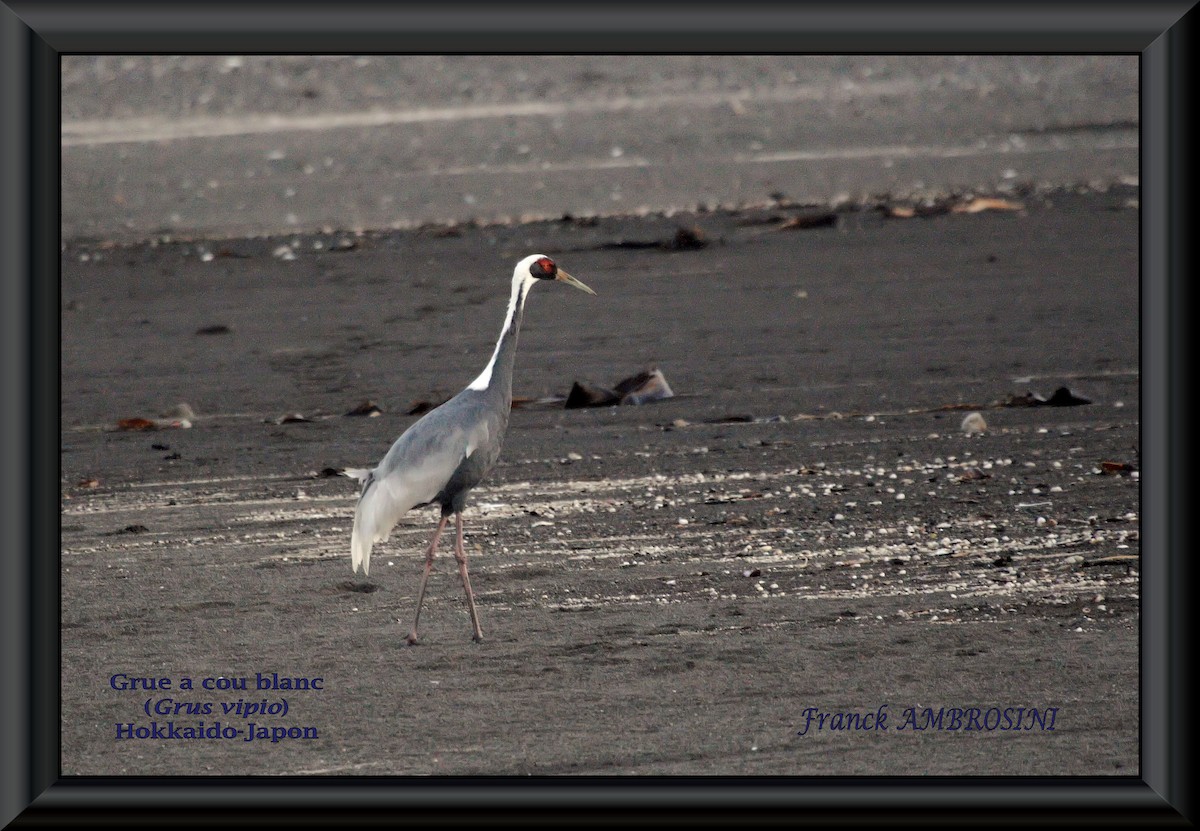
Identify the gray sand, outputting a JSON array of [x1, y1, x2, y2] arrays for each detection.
[[61, 190, 1138, 775]]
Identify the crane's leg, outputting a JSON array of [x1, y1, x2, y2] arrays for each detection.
[[453, 512, 484, 643], [407, 514, 450, 645]]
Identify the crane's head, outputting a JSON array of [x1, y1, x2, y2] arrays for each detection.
[[517, 254, 596, 296]]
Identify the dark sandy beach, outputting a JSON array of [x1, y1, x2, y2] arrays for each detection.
[[60, 187, 1139, 776]]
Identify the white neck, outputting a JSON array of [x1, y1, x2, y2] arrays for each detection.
[[466, 258, 541, 391]]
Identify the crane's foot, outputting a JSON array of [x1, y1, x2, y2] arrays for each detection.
[[406, 632, 420, 646], [472, 634, 484, 644]]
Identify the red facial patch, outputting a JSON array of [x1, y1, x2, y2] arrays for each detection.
[[536, 257, 556, 275]]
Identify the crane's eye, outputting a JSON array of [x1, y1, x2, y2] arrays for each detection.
[[531, 257, 556, 278]]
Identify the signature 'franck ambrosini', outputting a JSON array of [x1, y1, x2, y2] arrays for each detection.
[[796, 705, 1059, 735], [116, 721, 318, 742]]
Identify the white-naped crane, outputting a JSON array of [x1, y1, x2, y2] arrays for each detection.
[[344, 254, 595, 644]]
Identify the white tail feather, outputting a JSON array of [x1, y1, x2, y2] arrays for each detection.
[[348, 467, 378, 575], [350, 515, 372, 576], [349, 469, 429, 576]]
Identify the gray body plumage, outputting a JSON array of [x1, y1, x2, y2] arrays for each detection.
[[367, 386, 509, 517]]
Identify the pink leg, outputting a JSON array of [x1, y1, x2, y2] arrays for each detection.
[[407, 515, 450, 645], [453, 513, 484, 643]]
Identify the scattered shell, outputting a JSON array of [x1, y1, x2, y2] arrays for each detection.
[[345, 400, 383, 417], [165, 402, 196, 420], [565, 367, 675, 408], [961, 412, 987, 435], [266, 413, 312, 424], [951, 197, 1024, 213], [117, 417, 191, 431]]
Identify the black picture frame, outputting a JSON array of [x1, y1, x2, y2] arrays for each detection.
[[2, 2, 1193, 825]]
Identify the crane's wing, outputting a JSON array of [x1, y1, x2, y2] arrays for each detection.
[[350, 405, 492, 576]]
